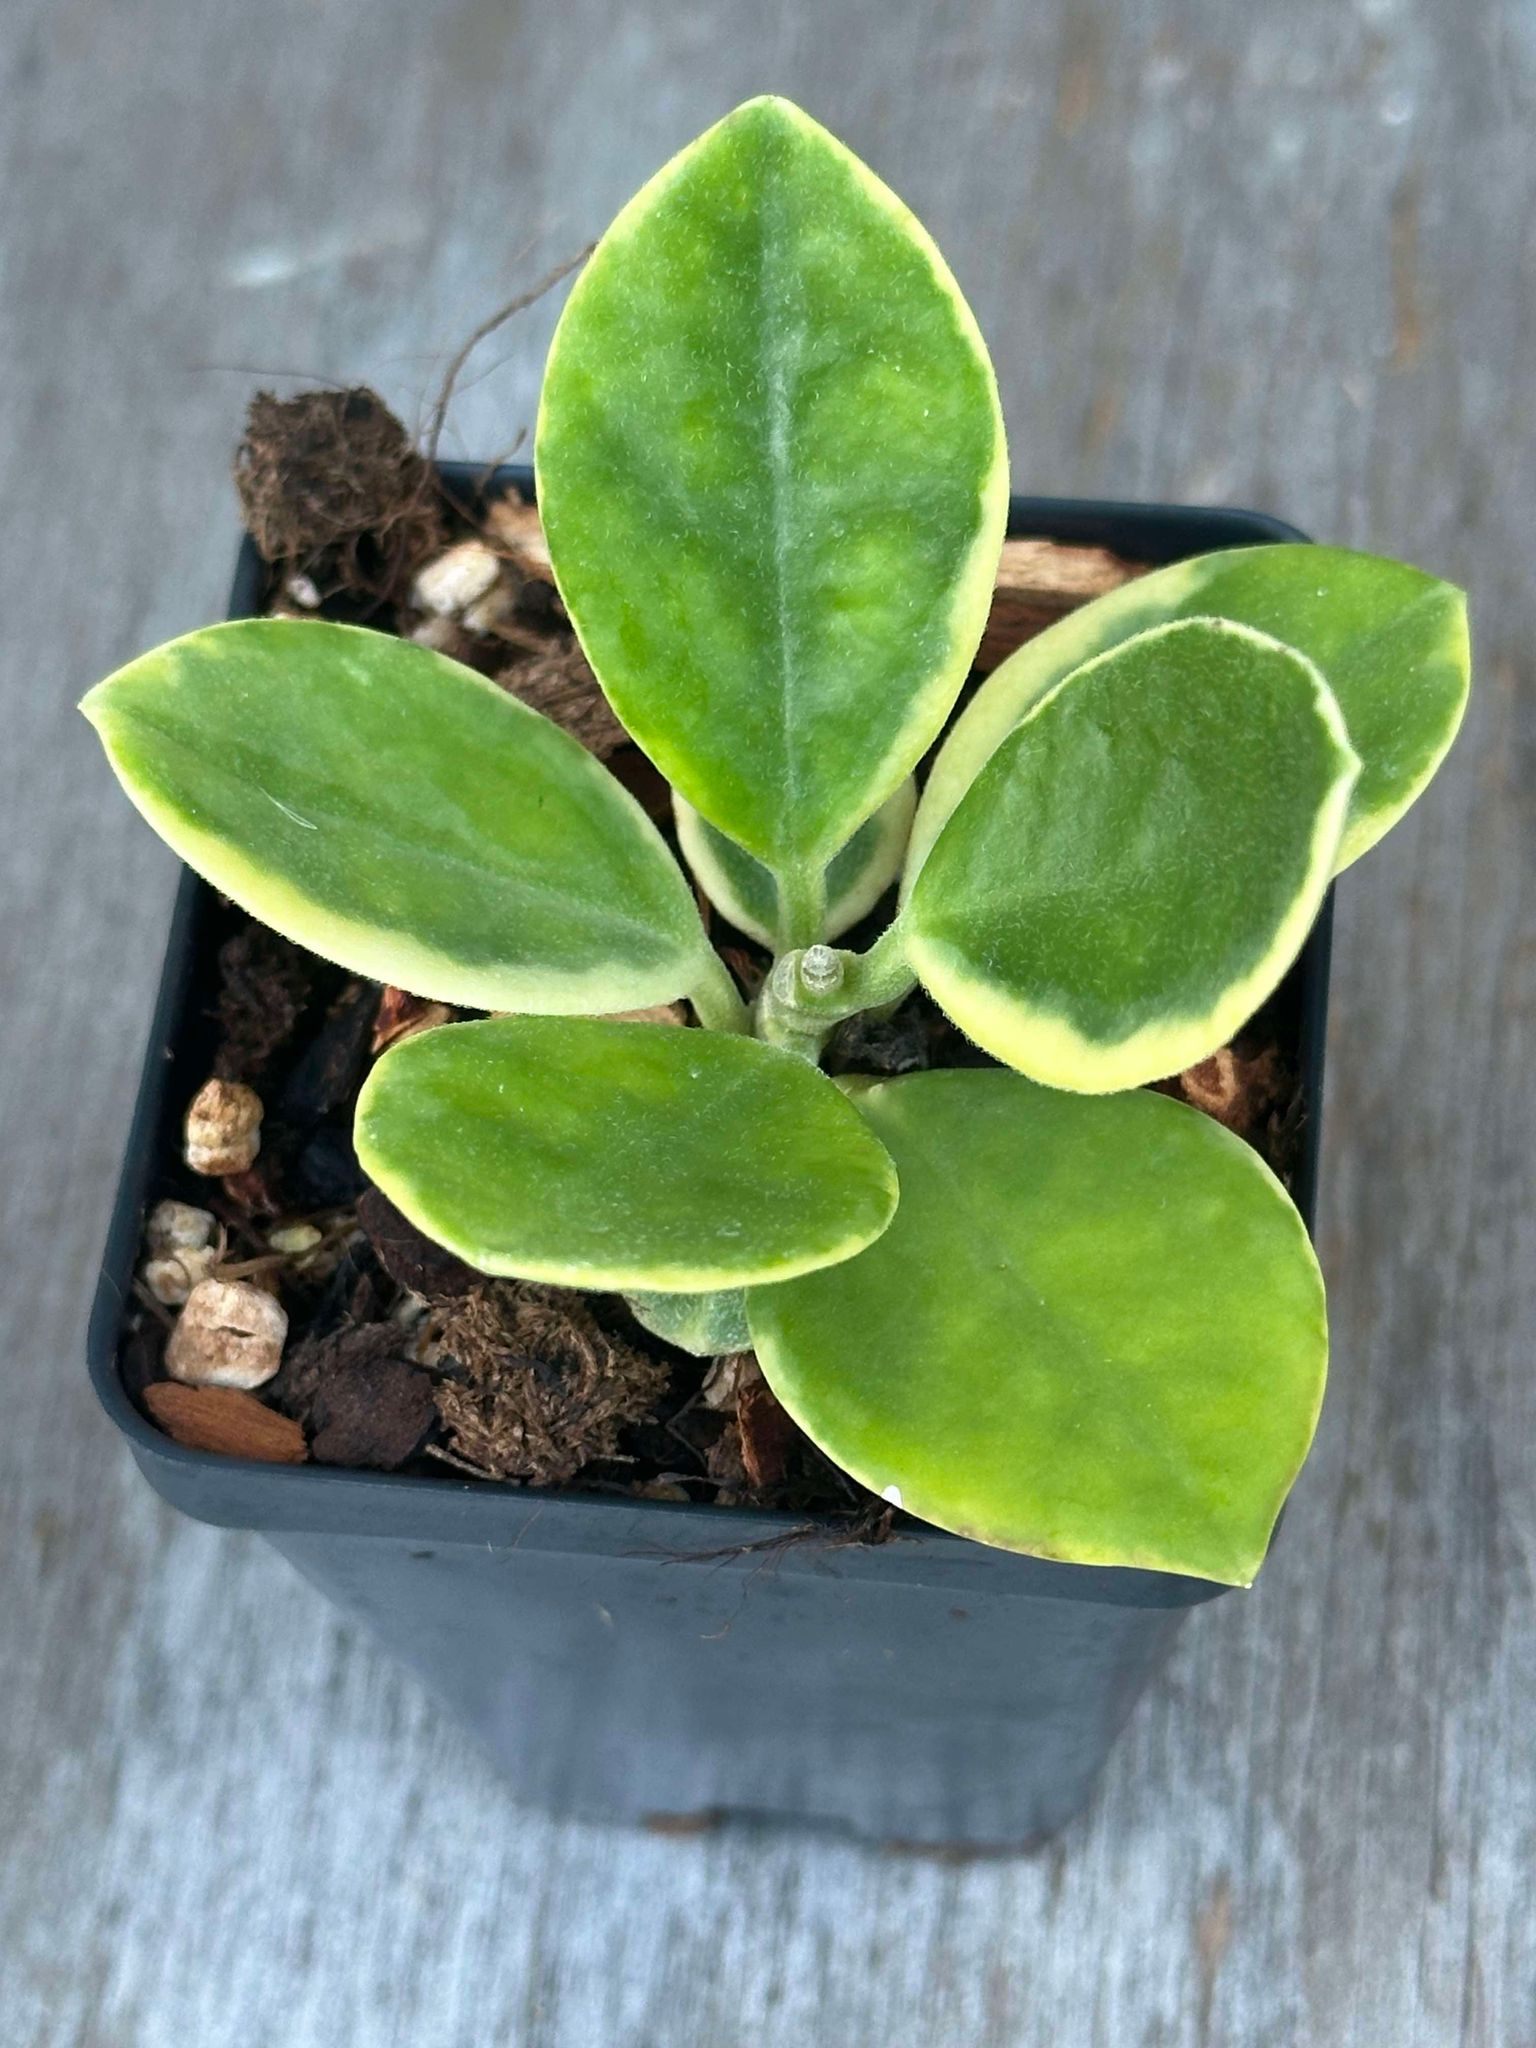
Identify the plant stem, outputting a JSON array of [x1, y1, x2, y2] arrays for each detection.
[[837, 921, 919, 1019], [774, 862, 829, 953], [753, 1000, 828, 1061], [751, 922, 919, 1061], [686, 951, 751, 1034]]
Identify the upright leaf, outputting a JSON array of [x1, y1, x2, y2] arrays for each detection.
[[356, 1016, 899, 1291], [905, 619, 1358, 1092], [910, 542, 1469, 878], [537, 95, 1007, 873], [83, 618, 713, 1014], [749, 1070, 1329, 1586]]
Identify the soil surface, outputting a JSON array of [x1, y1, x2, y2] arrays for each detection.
[[124, 389, 1310, 1519]]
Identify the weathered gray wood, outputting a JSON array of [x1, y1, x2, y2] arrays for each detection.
[[1, 1, 1531, 2042]]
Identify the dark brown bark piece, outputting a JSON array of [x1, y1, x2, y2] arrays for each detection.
[[144, 1381, 307, 1463], [703, 1412, 748, 1488], [975, 538, 1147, 671], [310, 1350, 436, 1469], [356, 1186, 483, 1299], [372, 987, 457, 1054], [270, 1320, 435, 1469], [1175, 1044, 1287, 1139], [736, 1376, 803, 1491], [213, 924, 313, 1082], [292, 1127, 369, 1208], [278, 980, 378, 1122]]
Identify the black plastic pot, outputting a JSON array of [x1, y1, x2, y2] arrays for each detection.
[[88, 475, 1330, 1848]]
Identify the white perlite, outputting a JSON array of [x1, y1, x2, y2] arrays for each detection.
[[268, 1222, 323, 1256], [145, 1200, 216, 1255], [165, 1279, 287, 1390], [411, 540, 501, 617], [142, 1245, 220, 1307]]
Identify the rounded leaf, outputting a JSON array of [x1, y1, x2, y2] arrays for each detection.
[[83, 619, 713, 1013], [673, 780, 915, 948], [626, 1288, 751, 1356], [355, 1015, 898, 1291], [749, 1069, 1328, 1585], [905, 618, 1359, 1092], [911, 541, 1469, 879], [536, 96, 1007, 869]]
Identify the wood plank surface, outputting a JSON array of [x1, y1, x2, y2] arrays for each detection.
[[1, 2, 1531, 2042]]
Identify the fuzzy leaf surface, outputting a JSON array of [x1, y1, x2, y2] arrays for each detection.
[[626, 1288, 752, 1356], [905, 618, 1358, 1092], [83, 619, 712, 1013], [749, 1070, 1328, 1585], [536, 95, 1007, 872], [911, 542, 1469, 877], [356, 1016, 898, 1291]]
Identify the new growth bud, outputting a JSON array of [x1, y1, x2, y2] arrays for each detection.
[[799, 944, 844, 996]]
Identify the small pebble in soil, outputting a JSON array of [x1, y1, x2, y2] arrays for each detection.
[[411, 539, 501, 617], [483, 493, 553, 579], [141, 1244, 220, 1307], [146, 1199, 216, 1255], [166, 1278, 287, 1390], [184, 1077, 263, 1175], [462, 576, 517, 636], [408, 615, 470, 656]]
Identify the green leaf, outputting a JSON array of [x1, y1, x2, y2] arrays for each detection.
[[904, 618, 1358, 1092], [626, 1287, 751, 1356], [749, 1070, 1328, 1584], [355, 1015, 898, 1291], [536, 95, 1007, 874], [82, 618, 714, 1014], [673, 780, 915, 948], [910, 542, 1469, 879]]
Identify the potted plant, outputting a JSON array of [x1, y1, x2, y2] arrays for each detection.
[[84, 98, 1468, 1847]]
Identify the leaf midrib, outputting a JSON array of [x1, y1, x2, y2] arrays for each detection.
[[757, 132, 805, 824]]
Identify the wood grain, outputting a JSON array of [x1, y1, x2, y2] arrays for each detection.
[[1, 1, 1531, 2043]]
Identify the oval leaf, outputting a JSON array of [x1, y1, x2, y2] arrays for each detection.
[[911, 541, 1469, 880], [674, 780, 915, 948], [82, 618, 712, 1013], [626, 1287, 751, 1356], [749, 1070, 1328, 1584], [905, 618, 1358, 1092], [355, 1016, 898, 1291], [536, 95, 1007, 872]]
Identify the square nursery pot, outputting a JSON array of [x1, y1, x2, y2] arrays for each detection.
[[89, 473, 1331, 1850]]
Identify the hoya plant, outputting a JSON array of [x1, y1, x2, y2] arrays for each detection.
[[83, 98, 1469, 1586]]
